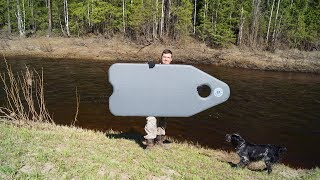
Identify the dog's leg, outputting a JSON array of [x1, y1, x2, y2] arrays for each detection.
[[237, 156, 249, 168], [265, 160, 273, 174]]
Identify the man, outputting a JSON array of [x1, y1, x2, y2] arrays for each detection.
[[144, 49, 173, 149]]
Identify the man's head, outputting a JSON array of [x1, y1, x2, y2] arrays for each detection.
[[160, 49, 173, 64]]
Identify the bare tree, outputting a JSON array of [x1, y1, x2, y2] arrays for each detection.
[[193, 0, 197, 34], [214, 2, 219, 34], [6, 0, 11, 34], [274, 12, 283, 44], [57, 6, 66, 36], [153, 0, 159, 39], [22, 0, 26, 33], [160, 0, 165, 36], [122, 0, 126, 34], [266, 0, 275, 43], [165, 0, 171, 36], [87, 0, 91, 27], [15, 0, 25, 37], [203, 0, 207, 19], [47, 0, 52, 37], [237, 6, 244, 46], [64, 0, 70, 36], [30, 0, 36, 33], [250, 0, 261, 46], [272, 0, 281, 43]]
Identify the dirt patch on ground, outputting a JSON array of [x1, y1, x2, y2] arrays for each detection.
[[1, 36, 319, 73]]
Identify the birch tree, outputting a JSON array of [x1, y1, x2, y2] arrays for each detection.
[[251, 0, 261, 46], [193, 0, 197, 34], [122, 0, 126, 34], [153, 0, 158, 38], [266, 0, 275, 43], [87, 0, 91, 27], [57, 5, 66, 36], [165, 0, 171, 36], [214, 2, 219, 33], [6, 0, 11, 33], [22, 0, 26, 33], [203, 0, 207, 19], [30, 0, 36, 32], [15, 0, 25, 37], [47, 0, 52, 37], [272, 0, 281, 43], [160, 0, 165, 36], [64, 0, 70, 36], [237, 6, 244, 46]]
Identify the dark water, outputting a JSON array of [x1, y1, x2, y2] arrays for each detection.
[[1, 57, 320, 169]]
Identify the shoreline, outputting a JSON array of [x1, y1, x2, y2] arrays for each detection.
[[1, 120, 319, 178], [1, 36, 320, 73]]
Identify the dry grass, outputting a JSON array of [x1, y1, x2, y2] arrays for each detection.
[[0, 58, 53, 124], [39, 43, 53, 52], [1, 36, 319, 73]]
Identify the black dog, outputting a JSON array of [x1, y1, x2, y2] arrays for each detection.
[[225, 133, 287, 174]]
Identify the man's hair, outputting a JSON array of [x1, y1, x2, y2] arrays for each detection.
[[162, 49, 172, 56]]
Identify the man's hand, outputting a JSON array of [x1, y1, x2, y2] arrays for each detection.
[[148, 61, 155, 68]]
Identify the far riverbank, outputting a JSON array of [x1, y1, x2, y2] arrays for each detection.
[[1, 36, 319, 73]]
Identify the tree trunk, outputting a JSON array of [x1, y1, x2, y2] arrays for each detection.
[[58, 5, 67, 36], [153, 0, 158, 39], [22, 0, 26, 33], [165, 0, 171, 36], [272, 0, 280, 43], [122, 0, 126, 34], [251, 0, 261, 46], [204, 0, 207, 20], [214, 2, 219, 34], [30, 0, 36, 32], [6, 0, 11, 34], [160, 0, 164, 36], [274, 13, 283, 44], [266, 0, 275, 43], [16, 0, 25, 37], [193, 0, 197, 34], [47, 0, 52, 37], [237, 7, 244, 46], [90, 0, 93, 31], [64, 0, 70, 36], [87, 1, 91, 27]]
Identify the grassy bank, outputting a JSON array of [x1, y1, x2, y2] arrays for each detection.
[[0, 121, 319, 179], [1, 36, 320, 73]]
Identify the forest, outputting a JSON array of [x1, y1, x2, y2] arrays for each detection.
[[0, 0, 319, 51]]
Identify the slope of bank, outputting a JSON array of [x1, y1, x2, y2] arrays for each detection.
[[0, 120, 319, 179], [1, 36, 319, 73]]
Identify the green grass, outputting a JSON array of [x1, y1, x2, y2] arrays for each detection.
[[0, 121, 319, 179]]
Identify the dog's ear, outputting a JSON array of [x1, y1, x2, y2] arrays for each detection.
[[233, 133, 244, 141], [278, 147, 287, 153]]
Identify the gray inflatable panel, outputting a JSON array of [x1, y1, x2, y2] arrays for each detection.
[[109, 63, 230, 117]]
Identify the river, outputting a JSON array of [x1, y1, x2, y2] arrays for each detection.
[[1, 57, 319, 169]]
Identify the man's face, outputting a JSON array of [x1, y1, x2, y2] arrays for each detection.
[[161, 53, 172, 64]]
